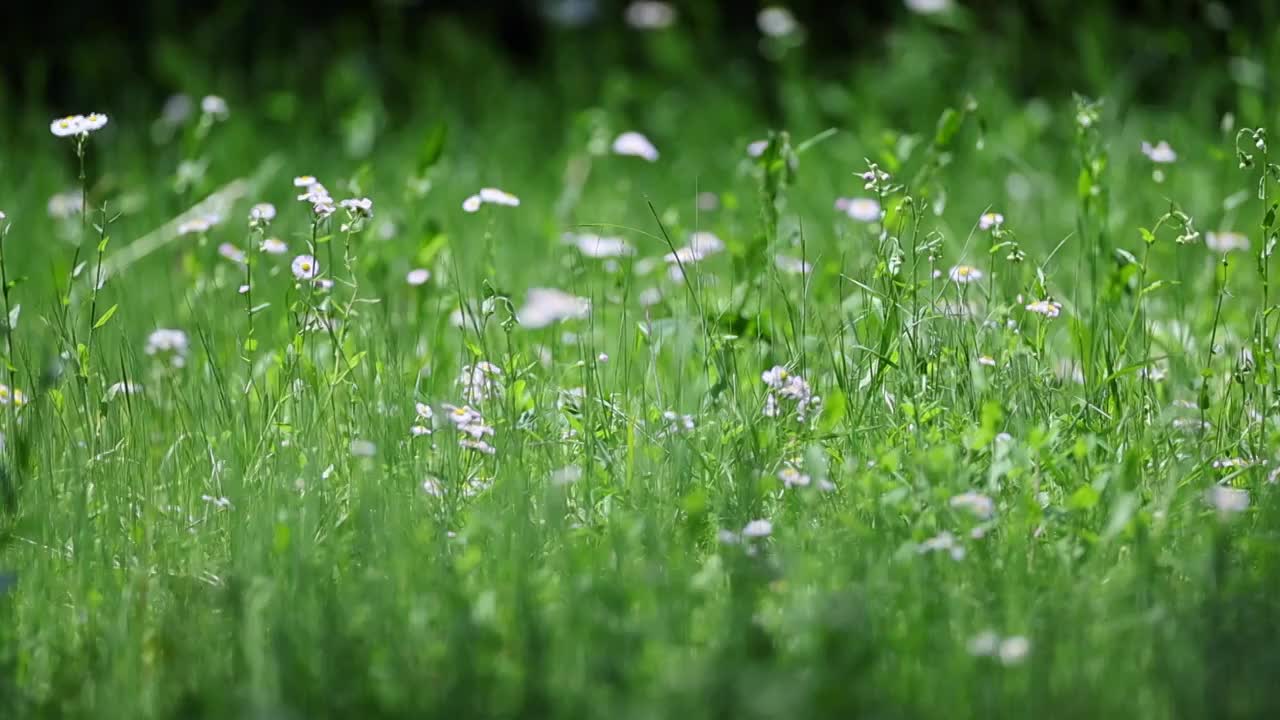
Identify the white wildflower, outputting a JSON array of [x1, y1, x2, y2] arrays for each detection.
[[569, 233, 633, 258], [1141, 140, 1177, 163], [249, 202, 276, 224], [612, 131, 660, 161], [260, 237, 288, 255], [836, 197, 882, 223], [948, 265, 984, 284], [949, 492, 995, 520], [1025, 300, 1063, 318], [979, 211, 1004, 230], [217, 243, 246, 265], [406, 268, 432, 286], [1205, 231, 1250, 253], [919, 531, 965, 560], [774, 254, 812, 274], [291, 255, 318, 280], [200, 95, 229, 119], [625, 1, 676, 30], [1206, 485, 1250, 514], [742, 519, 773, 538], [145, 328, 189, 368], [517, 287, 591, 329], [757, 6, 798, 37]]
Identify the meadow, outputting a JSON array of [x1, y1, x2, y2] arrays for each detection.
[[1, 3, 1279, 718]]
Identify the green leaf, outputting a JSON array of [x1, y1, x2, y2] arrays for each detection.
[[934, 107, 963, 147], [92, 303, 118, 329], [818, 388, 847, 433], [1069, 485, 1100, 510]]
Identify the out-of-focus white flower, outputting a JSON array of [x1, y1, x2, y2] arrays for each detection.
[[1141, 140, 1177, 163], [201, 95, 229, 119], [747, 139, 769, 158], [663, 231, 724, 264], [948, 265, 983, 284], [741, 519, 773, 538], [293, 175, 318, 188], [762, 365, 822, 422], [660, 410, 696, 435], [339, 197, 374, 217], [47, 191, 83, 219], [462, 195, 483, 213], [552, 465, 583, 486], [836, 197, 882, 223], [406, 268, 432, 286], [249, 203, 276, 224], [568, 232, 633, 258], [145, 328, 189, 368], [517, 288, 591, 329], [0, 385, 27, 408], [457, 361, 503, 404], [612, 131, 659, 161], [177, 214, 220, 236], [774, 254, 812, 275], [201, 495, 232, 510], [1025, 300, 1063, 319], [1206, 485, 1250, 514], [979, 211, 1004, 230], [349, 439, 377, 457], [950, 492, 995, 519], [624, 1, 676, 30], [905, 0, 953, 14], [478, 187, 520, 207], [217, 243, 246, 265], [260, 237, 288, 255], [757, 6, 798, 36], [968, 630, 1000, 657], [779, 465, 811, 488], [291, 255, 319, 280], [51, 115, 85, 137], [1205, 231, 1250, 253], [105, 381, 143, 401], [978, 355, 997, 367], [638, 287, 663, 307], [919, 531, 965, 560], [998, 636, 1031, 666], [1212, 457, 1251, 470]]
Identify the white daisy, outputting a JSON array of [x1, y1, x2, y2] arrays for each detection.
[[249, 203, 276, 223], [837, 197, 882, 223], [201, 95, 230, 119], [741, 519, 773, 538], [979, 211, 1004, 230], [948, 265, 984, 284], [291, 255, 319, 280], [1025, 300, 1062, 318], [260, 237, 288, 255], [1141, 140, 1177, 163], [406, 268, 432, 286]]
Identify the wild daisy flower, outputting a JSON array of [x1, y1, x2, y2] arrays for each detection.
[[612, 131, 660, 162], [741, 519, 773, 538], [836, 197, 882, 223], [517, 288, 591, 329], [410, 402, 434, 437], [762, 365, 822, 422], [406, 268, 432, 286], [339, 197, 374, 218], [978, 355, 997, 367], [997, 636, 1031, 666], [291, 255, 319, 280], [462, 195, 483, 213], [293, 175, 318, 188], [948, 264, 984, 284], [979, 211, 1004, 230], [747, 139, 769, 158], [443, 403, 496, 454], [663, 231, 724, 265], [1141, 140, 1177, 163], [0, 384, 28, 407], [51, 113, 108, 138], [1025, 300, 1063, 318], [145, 328, 189, 368], [624, 1, 676, 30], [260, 237, 288, 255]]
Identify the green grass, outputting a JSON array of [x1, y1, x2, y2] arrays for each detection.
[[1, 9, 1279, 719]]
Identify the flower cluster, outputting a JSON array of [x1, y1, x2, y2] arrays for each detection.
[[0, 383, 29, 408], [1025, 299, 1063, 319], [762, 365, 822, 422], [50, 113, 109, 138], [443, 404, 496, 455], [458, 361, 503, 404], [145, 328, 190, 368], [411, 403, 434, 437], [295, 176, 336, 218]]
